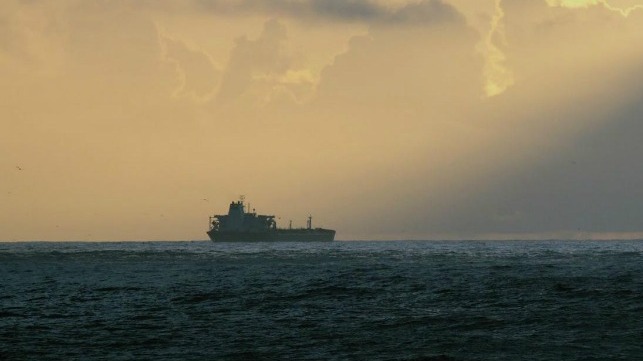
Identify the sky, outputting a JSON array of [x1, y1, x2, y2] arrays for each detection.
[[2, 0, 643, 241]]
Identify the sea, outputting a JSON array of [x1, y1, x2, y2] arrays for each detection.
[[0, 240, 641, 361]]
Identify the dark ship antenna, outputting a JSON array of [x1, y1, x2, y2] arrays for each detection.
[[307, 215, 312, 230]]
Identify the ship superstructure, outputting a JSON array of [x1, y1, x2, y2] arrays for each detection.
[[207, 197, 335, 242]]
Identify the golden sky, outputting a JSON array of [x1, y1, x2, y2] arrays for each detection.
[[2, 0, 643, 241]]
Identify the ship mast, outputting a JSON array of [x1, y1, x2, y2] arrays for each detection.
[[307, 215, 312, 230], [239, 195, 246, 213]]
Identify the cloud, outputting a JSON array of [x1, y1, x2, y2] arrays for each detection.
[[215, 19, 289, 103], [161, 35, 221, 101], [195, 0, 462, 25], [314, 16, 481, 110], [386, 0, 463, 24], [474, 0, 643, 97], [215, 18, 316, 106], [0, 1, 178, 106], [546, 0, 643, 16], [211, 1, 468, 107]]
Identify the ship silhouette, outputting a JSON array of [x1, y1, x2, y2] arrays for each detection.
[[207, 197, 335, 242]]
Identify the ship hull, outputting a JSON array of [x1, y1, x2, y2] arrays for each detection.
[[207, 229, 335, 242]]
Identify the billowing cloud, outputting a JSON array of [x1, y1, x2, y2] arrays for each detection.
[[216, 19, 294, 105], [314, 17, 481, 110]]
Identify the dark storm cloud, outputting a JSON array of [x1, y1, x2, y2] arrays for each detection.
[[194, 0, 462, 25], [387, 1, 463, 24]]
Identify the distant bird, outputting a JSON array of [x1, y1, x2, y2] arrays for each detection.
[[16, 166, 22, 171], [202, 198, 208, 201]]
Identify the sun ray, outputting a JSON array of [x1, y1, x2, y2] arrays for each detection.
[[483, 0, 514, 97]]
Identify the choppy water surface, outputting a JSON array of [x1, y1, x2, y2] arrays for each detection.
[[1, 240, 641, 360]]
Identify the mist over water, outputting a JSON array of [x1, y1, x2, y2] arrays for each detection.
[[1, 240, 641, 360]]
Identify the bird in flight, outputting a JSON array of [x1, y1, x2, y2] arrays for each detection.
[[16, 166, 22, 171]]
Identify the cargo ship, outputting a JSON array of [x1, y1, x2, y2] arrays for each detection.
[[207, 197, 335, 242]]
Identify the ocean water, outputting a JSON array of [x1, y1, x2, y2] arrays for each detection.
[[0, 240, 641, 361]]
